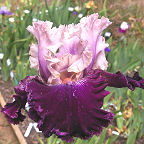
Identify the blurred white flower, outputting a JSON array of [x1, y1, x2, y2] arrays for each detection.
[[78, 13, 83, 18], [0, 53, 4, 60], [112, 131, 120, 136], [6, 59, 11, 66], [56, 141, 61, 144], [21, 17, 23, 20], [45, 9, 48, 13], [39, 11, 42, 14], [120, 21, 129, 30], [9, 17, 15, 22], [32, 18, 38, 22], [104, 32, 111, 38], [24, 10, 30, 14], [118, 112, 122, 116], [10, 71, 14, 78], [68, 7, 74, 12], [75, 6, 81, 11]]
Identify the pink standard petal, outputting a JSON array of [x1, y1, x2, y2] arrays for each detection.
[[80, 14, 111, 70], [29, 43, 39, 70], [27, 14, 112, 84], [27, 21, 53, 82]]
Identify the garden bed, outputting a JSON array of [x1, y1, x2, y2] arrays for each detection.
[[0, 109, 19, 144]]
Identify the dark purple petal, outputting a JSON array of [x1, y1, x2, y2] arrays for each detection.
[[4, 111, 25, 124], [2, 97, 22, 118], [126, 72, 144, 90], [119, 28, 127, 34], [28, 108, 41, 122], [95, 70, 144, 91], [1, 76, 36, 124], [2, 69, 143, 141], [2, 97, 26, 124], [25, 74, 113, 141]]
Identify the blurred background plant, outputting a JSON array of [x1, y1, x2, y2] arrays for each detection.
[[0, 0, 144, 144]]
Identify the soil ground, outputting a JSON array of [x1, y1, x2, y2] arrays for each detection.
[[0, 112, 19, 144], [0, 74, 19, 144]]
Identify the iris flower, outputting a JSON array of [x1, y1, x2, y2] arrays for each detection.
[[2, 13, 144, 142], [119, 21, 130, 34], [105, 47, 111, 52], [0, 6, 13, 16]]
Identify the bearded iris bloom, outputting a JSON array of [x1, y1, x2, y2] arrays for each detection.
[[0, 6, 13, 16], [119, 21, 130, 34], [2, 13, 144, 142]]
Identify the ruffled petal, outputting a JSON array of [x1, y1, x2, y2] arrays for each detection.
[[1, 97, 25, 124], [1, 76, 36, 124], [126, 72, 144, 90], [27, 15, 112, 84], [27, 22, 53, 82], [80, 13, 111, 70], [91, 70, 144, 91], [24, 73, 113, 141], [3, 70, 144, 141], [29, 43, 39, 70]]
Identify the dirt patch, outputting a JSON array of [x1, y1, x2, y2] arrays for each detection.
[[0, 74, 19, 144], [0, 109, 19, 144]]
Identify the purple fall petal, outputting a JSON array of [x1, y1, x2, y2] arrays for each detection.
[[1, 97, 26, 124], [2, 69, 144, 141], [1, 76, 36, 124], [119, 28, 127, 34], [126, 72, 144, 90], [25, 74, 113, 141], [97, 70, 144, 90]]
